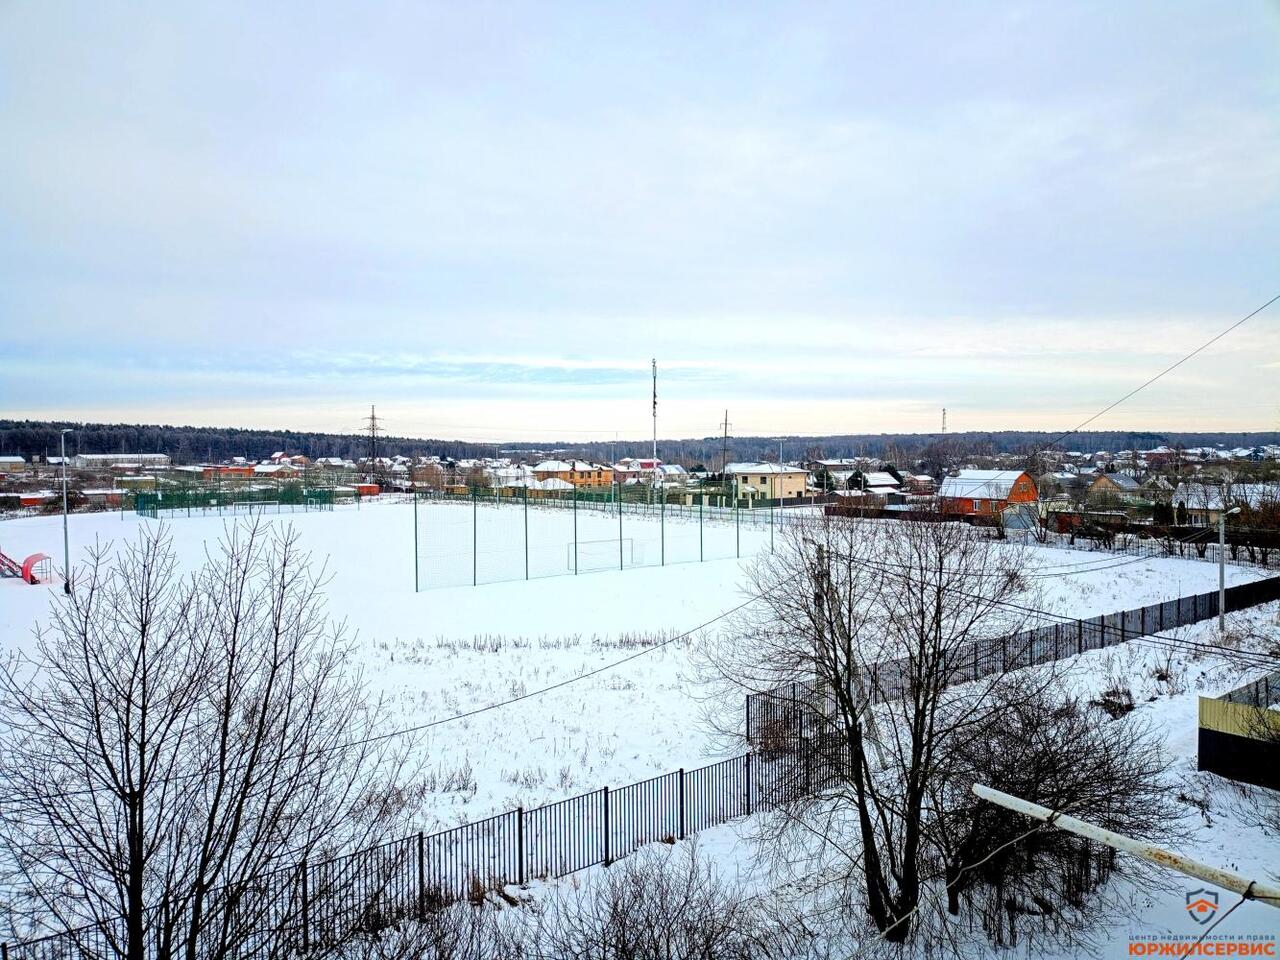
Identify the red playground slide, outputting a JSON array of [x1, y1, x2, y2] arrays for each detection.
[[0, 547, 50, 584]]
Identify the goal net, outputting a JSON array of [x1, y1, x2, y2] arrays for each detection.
[[569, 537, 636, 573]]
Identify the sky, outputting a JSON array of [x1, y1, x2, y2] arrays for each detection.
[[1, 1, 1278, 443]]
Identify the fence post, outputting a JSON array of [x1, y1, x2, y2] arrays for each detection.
[[1120, 615, 1125, 647], [1140, 605, 1146, 635], [417, 831, 425, 919], [678, 770, 686, 840], [517, 808, 526, 886], [472, 489, 477, 587], [413, 493, 420, 593], [735, 497, 740, 558], [745, 753, 753, 816], [699, 496, 704, 562], [661, 490, 665, 566], [300, 859, 310, 954], [1078, 619, 1084, 655], [573, 488, 579, 575], [523, 488, 529, 580], [602, 787, 611, 865], [618, 487, 624, 571]]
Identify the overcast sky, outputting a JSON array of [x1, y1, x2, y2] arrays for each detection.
[[2, 2, 1278, 442]]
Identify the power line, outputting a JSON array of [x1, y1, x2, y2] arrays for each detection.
[[2, 582, 780, 807], [940, 292, 1280, 504]]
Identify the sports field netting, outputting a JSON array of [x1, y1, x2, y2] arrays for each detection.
[[412, 489, 808, 590]]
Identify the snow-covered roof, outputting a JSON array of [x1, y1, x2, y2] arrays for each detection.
[[860, 471, 900, 489], [938, 469, 1027, 500], [1172, 482, 1280, 511], [725, 462, 809, 475], [0, 456, 26, 464], [1093, 473, 1140, 490], [532, 460, 607, 473]]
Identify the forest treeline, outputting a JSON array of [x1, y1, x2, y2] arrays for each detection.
[[2, 419, 1277, 467]]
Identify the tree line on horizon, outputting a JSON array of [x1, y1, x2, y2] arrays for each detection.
[[1, 419, 1277, 469]]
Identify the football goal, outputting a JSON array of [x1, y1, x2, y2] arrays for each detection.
[[568, 537, 636, 573]]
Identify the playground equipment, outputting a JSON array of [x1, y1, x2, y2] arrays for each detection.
[[0, 547, 52, 585]]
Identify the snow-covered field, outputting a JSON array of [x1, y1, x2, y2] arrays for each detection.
[[2, 501, 1278, 953]]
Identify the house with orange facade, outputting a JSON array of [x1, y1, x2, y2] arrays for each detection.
[[938, 469, 1038, 517], [531, 460, 614, 489]]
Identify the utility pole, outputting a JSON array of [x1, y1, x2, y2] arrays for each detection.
[[652, 359, 658, 505], [973, 784, 1280, 910], [719, 410, 731, 473], [719, 410, 732, 504], [60, 428, 72, 594], [651, 358, 658, 464], [362, 405, 382, 485], [941, 407, 947, 436], [1220, 505, 1241, 632]]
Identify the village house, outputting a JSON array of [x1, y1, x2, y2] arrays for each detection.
[[725, 463, 810, 501], [1172, 481, 1280, 526], [1087, 473, 1144, 503], [72, 453, 171, 469], [938, 469, 1038, 517], [531, 460, 614, 489]]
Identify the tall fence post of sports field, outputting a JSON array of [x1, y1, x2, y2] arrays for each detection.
[[660, 491, 665, 566], [413, 492, 419, 593], [699, 496, 704, 562], [523, 487, 529, 581], [617, 485, 623, 571], [472, 489, 477, 587], [573, 488, 579, 575], [735, 496, 740, 558]]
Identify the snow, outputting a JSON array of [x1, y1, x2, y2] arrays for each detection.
[[2, 502, 1278, 951]]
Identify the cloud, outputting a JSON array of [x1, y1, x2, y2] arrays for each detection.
[[0, 1, 1277, 435]]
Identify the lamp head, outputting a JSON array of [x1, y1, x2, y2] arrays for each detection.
[[1226, 506, 1242, 516]]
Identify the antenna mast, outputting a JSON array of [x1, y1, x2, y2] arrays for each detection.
[[651, 358, 658, 464], [941, 407, 947, 436]]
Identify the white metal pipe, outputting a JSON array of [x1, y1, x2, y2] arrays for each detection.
[[972, 783, 1280, 908]]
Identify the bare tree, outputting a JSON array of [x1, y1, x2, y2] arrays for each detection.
[[527, 843, 815, 960], [0, 522, 416, 960], [924, 682, 1179, 953], [703, 514, 1050, 943]]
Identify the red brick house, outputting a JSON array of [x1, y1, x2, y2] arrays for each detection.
[[938, 470, 1038, 516]]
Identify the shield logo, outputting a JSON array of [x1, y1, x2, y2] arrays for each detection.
[[1185, 889, 1219, 926]]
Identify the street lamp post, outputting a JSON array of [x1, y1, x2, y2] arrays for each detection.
[[60, 428, 73, 594], [1219, 505, 1241, 633]]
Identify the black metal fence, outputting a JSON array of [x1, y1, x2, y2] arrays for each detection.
[[1026, 528, 1276, 570], [2, 744, 832, 959], [746, 575, 1280, 743]]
